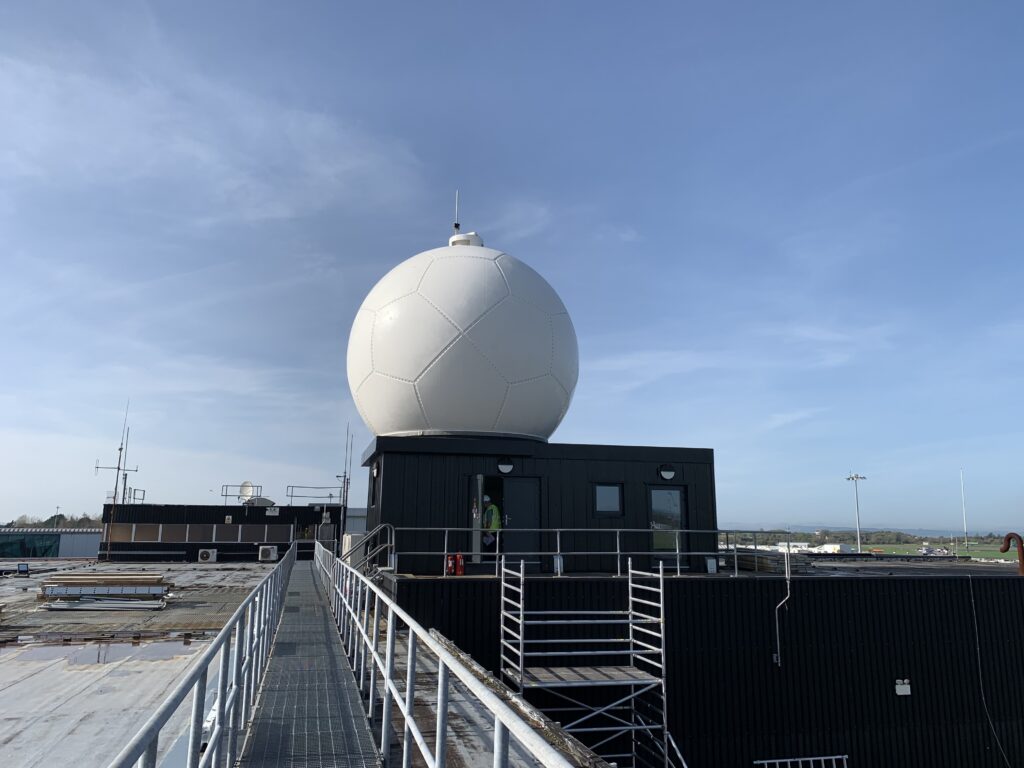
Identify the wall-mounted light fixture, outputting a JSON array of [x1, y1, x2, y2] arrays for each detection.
[[372, 462, 379, 478], [657, 464, 676, 481], [497, 458, 514, 475]]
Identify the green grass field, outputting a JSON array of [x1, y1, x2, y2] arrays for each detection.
[[868, 543, 1013, 560]]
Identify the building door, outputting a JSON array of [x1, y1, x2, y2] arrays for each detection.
[[650, 486, 687, 552], [502, 477, 541, 566]]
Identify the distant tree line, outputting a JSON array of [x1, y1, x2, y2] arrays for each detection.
[[2, 513, 102, 528]]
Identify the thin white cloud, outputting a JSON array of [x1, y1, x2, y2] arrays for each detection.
[[760, 407, 828, 431], [0, 52, 422, 226], [754, 321, 898, 367], [595, 223, 642, 243], [484, 199, 552, 242], [585, 348, 725, 394]]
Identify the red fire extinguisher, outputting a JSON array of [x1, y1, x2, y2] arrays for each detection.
[[455, 552, 465, 576], [445, 554, 455, 575]]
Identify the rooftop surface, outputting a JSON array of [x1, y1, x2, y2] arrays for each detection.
[[0, 559, 272, 768], [0, 558, 272, 644]]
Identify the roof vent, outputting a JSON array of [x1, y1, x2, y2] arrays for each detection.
[[449, 231, 483, 247]]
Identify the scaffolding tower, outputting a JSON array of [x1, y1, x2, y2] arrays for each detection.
[[500, 557, 670, 768]]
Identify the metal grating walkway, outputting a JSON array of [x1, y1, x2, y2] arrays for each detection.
[[239, 562, 381, 768]]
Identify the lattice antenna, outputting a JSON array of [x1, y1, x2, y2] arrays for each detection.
[[95, 400, 139, 560]]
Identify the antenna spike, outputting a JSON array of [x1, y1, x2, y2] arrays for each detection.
[[453, 189, 460, 234]]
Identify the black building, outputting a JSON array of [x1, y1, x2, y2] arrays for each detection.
[[389, 570, 1024, 768], [363, 435, 718, 574], [99, 503, 341, 562]]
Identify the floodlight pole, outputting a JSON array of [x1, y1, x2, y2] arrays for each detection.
[[960, 467, 969, 552], [846, 473, 867, 554]]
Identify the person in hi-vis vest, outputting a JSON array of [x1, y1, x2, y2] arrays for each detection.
[[482, 495, 502, 556]]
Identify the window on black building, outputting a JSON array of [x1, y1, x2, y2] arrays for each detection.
[[594, 483, 624, 517]]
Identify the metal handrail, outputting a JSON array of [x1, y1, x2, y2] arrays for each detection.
[[314, 541, 574, 768], [106, 545, 296, 768], [341, 522, 393, 559], [341, 522, 395, 572], [388, 525, 798, 577]]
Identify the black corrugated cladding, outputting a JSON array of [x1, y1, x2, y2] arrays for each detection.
[[99, 504, 340, 561], [364, 436, 717, 574], [100, 503, 337, 526], [393, 573, 1024, 768]]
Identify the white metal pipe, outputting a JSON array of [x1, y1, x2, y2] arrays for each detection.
[[401, 634, 418, 768], [212, 626, 232, 767], [186, 667, 207, 768], [226, 609, 246, 766], [380, 607, 397, 767], [435, 661, 449, 768], [492, 718, 509, 768]]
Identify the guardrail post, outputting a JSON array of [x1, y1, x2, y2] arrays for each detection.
[[213, 631, 232, 767], [380, 606, 397, 767], [493, 718, 509, 768], [442, 528, 449, 575], [359, 584, 371, 692], [261, 579, 271, 674], [245, 600, 258, 717], [349, 579, 362, 665], [368, 593, 381, 715], [141, 735, 158, 768], [555, 530, 562, 575], [675, 530, 682, 576], [255, 585, 267, 685], [226, 608, 247, 766], [343, 571, 353, 653], [401, 634, 418, 768], [332, 561, 341, 624], [435, 661, 449, 768], [352, 576, 363, 665], [239, 603, 253, 725], [616, 530, 622, 577], [186, 667, 208, 768], [356, 577, 368, 667], [345, 574, 355, 658]]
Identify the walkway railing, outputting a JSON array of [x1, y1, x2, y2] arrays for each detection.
[[378, 525, 798, 576], [106, 545, 296, 768], [314, 541, 576, 768], [341, 522, 395, 571]]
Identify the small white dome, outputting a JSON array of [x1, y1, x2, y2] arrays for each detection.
[[347, 234, 578, 440]]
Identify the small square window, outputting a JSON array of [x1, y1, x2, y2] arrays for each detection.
[[594, 484, 624, 517]]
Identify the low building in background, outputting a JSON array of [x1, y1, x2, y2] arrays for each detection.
[[99, 503, 342, 562], [0, 527, 102, 558]]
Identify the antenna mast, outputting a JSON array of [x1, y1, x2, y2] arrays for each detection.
[[95, 400, 138, 561], [453, 189, 460, 234], [960, 467, 969, 551]]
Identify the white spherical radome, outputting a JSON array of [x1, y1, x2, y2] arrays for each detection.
[[347, 235, 578, 441]]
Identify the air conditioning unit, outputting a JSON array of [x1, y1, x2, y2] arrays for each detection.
[[198, 548, 217, 563], [258, 545, 278, 563]]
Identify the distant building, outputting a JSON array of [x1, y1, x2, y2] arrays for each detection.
[[812, 542, 855, 554], [0, 527, 102, 558], [776, 541, 811, 552], [99, 503, 341, 562]]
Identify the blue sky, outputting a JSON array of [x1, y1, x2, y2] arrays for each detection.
[[2, 2, 1022, 532]]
